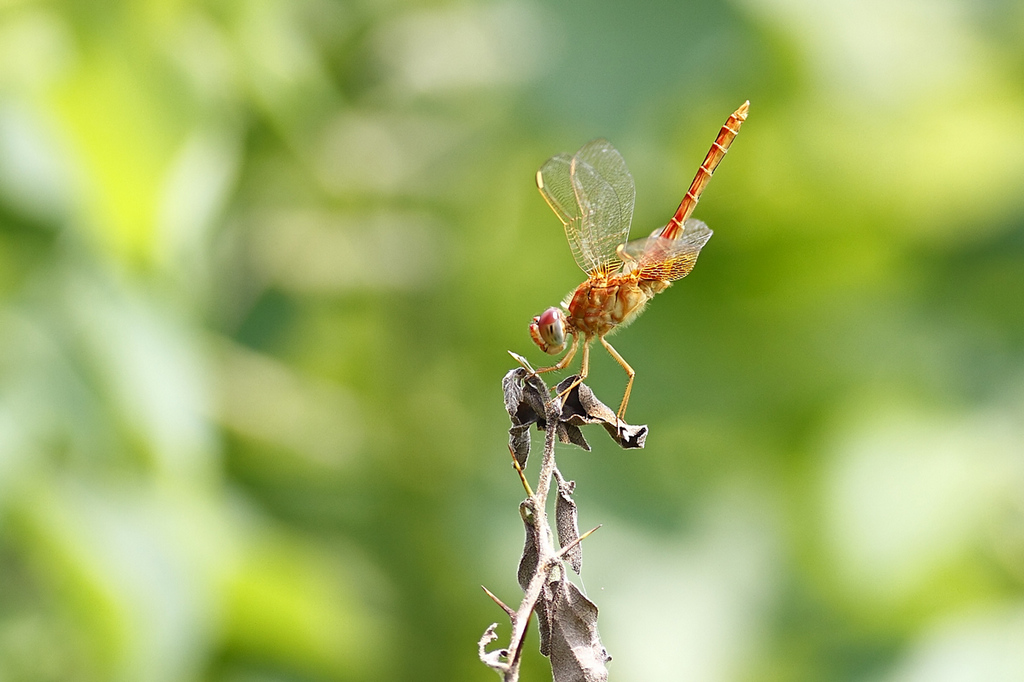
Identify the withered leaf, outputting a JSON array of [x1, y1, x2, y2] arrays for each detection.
[[548, 580, 611, 682], [537, 578, 554, 657], [504, 365, 650, 464], [477, 623, 508, 672], [503, 368, 590, 468], [555, 376, 647, 449], [503, 366, 548, 425], [517, 500, 539, 593], [555, 474, 582, 574], [508, 423, 531, 468]]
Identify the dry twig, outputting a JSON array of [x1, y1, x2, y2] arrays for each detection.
[[480, 367, 646, 681]]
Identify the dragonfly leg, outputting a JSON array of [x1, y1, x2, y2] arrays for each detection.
[[599, 336, 635, 424], [551, 337, 590, 407], [532, 333, 579, 376]]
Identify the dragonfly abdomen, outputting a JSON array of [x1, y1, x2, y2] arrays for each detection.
[[662, 101, 749, 241]]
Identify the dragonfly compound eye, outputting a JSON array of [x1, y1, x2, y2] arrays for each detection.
[[529, 307, 567, 354]]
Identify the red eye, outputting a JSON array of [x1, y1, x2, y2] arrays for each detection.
[[529, 307, 566, 354], [538, 308, 561, 332]]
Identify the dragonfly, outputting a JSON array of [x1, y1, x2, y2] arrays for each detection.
[[526, 101, 749, 425]]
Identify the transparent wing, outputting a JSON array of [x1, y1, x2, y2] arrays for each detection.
[[572, 139, 636, 274], [536, 153, 589, 273], [618, 218, 713, 282], [537, 139, 635, 275], [536, 153, 576, 225]]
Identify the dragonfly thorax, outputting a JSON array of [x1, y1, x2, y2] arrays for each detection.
[[566, 276, 664, 339]]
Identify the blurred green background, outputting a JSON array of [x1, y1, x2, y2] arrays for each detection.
[[1, 0, 1023, 680]]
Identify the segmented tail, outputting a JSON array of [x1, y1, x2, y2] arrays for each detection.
[[660, 101, 749, 241]]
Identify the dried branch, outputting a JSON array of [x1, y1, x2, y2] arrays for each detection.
[[480, 367, 632, 681]]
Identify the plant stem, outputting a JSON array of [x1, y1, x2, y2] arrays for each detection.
[[501, 398, 562, 681]]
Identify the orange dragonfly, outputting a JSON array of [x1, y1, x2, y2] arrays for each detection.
[[527, 101, 749, 424]]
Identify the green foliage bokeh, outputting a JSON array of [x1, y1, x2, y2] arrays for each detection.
[[1, 1, 1023, 681]]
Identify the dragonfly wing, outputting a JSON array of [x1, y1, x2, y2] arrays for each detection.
[[536, 153, 577, 226], [572, 139, 635, 237], [537, 153, 593, 274], [537, 139, 635, 275], [571, 139, 635, 274], [618, 218, 713, 281]]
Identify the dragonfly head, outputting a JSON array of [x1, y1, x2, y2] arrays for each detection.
[[530, 307, 568, 354]]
